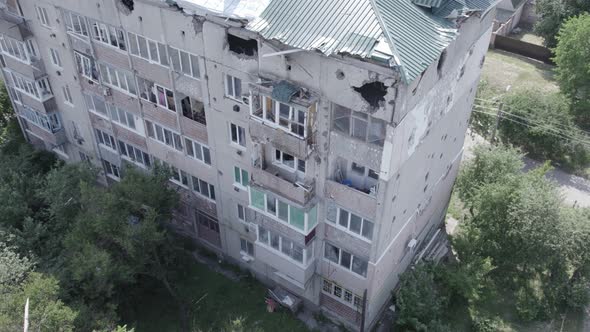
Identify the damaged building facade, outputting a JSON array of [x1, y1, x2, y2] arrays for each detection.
[[0, 0, 498, 329]]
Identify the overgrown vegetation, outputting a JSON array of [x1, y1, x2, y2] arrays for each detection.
[[395, 145, 590, 330], [0, 81, 306, 331], [534, 0, 590, 48], [553, 13, 590, 129]]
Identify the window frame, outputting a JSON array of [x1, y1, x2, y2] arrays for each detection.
[[326, 204, 374, 241], [127, 31, 169, 67], [145, 120, 183, 152], [118, 140, 151, 168], [229, 123, 246, 147], [49, 48, 62, 68], [233, 166, 249, 188], [274, 148, 306, 175], [240, 238, 254, 257], [332, 104, 386, 146], [225, 74, 242, 100], [323, 243, 368, 278], [321, 279, 364, 309], [248, 187, 317, 234], [35, 6, 51, 27], [99, 62, 137, 96], [95, 128, 117, 151], [102, 159, 121, 179], [257, 226, 311, 266], [184, 137, 211, 165], [62, 85, 73, 105], [74, 51, 99, 82], [137, 77, 175, 111], [251, 95, 308, 139], [64, 11, 89, 37]]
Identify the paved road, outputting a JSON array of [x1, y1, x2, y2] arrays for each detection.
[[463, 132, 590, 208]]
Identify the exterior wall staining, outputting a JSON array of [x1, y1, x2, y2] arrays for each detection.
[[0, 0, 496, 330]]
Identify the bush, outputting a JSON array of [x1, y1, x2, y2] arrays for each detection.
[[470, 309, 506, 332], [395, 263, 450, 331]]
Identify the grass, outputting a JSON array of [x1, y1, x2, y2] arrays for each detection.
[[480, 49, 557, 97], [509, 27, 545, 46], [120, 262, 309, 332]]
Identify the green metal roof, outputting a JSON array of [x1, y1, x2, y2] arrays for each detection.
[[248, 0, 469, 83], [412, 0, 445, 8], [176, 0, 498, 84]]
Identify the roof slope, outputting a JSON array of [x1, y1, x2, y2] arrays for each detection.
[[174, 0, 498, 83], [247, 0, 460, 82]]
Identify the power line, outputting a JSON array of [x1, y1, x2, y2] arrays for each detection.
[[471, 109, 590, 147], [474, 97, 590, 136], [472, 104, 590, 140]]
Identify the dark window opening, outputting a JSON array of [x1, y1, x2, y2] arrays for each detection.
[[227, 33, 258, 56], [120, 0, 134, 11], [353, 81, 387, 109], [181, 96, 206, 125], [437, 50, 447, 74]]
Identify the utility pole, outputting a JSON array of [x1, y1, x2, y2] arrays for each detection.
[[489, 102, 503, 144]]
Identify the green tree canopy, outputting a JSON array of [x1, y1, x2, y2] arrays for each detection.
[[554, 13, 590, 127], [535, 0, 590, 48]]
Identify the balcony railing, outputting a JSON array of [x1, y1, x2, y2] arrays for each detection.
[[251, 160, 315, 207]]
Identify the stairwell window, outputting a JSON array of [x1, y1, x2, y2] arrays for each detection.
[[62, 85, 73, 105], [233, 166, 249, 188], [225, 74, 242, 100], [35, 6, 50, 27], [49, 48, 61, 68], [230, 123, 246, 147]]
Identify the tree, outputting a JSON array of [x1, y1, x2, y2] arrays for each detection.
[[395, 264, 450, 331], [554, 13, 590, 128], [0, 273, 77, 332], [535, 0, 590, 48], [454, 145, 590, 319], [61, 166, 190, 330]]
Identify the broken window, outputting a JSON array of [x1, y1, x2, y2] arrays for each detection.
[[74, 51, 99, 82], [250, 95, 308, 138], [227, 33, 258, 56], [120, 0, 134, 11], [137, 77, 175, 111], [332, 104, 386, 145], [353, 81, 387, 109], [181, 96, 206, 125], [334, 157, 379, 196]]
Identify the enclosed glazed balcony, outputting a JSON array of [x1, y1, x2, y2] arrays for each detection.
[[249, 80, 317, 159]]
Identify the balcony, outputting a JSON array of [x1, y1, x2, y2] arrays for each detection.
[[3, 55, 46, 80], [251, 161, 315, 207], [0, 11, 32, 40], [325, 179, 377, 221], [22, 120, 66, 147], [249, 80, 317, 159]]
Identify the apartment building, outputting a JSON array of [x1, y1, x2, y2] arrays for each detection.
[[0, 0, 497, 329]]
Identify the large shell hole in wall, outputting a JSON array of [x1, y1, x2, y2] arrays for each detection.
[[227, 33, 258, 57], [353, 81, 387, 109]]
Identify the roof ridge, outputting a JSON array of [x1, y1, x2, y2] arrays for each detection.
[[368, 0, 409, 82]]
